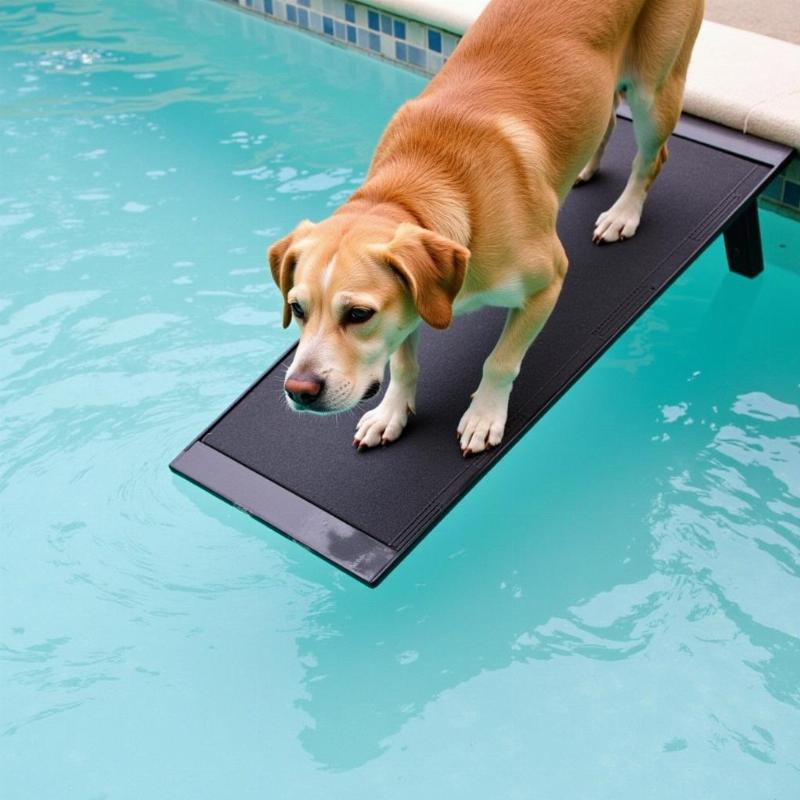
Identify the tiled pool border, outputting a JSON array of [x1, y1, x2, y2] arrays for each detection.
[[228, 0, 459, 74], [760, 158, 800, 219], [223, 0, 800, 219]]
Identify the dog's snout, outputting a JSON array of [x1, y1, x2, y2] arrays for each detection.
[[285, 372, 325, 407]]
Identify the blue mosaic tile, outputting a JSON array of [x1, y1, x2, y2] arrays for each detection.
[[407, 44, 426, 69], [783, 180, 800, 208], [228, 0, 465, 77], [762, 177, 783, 202], [442, 32, 458, 56]]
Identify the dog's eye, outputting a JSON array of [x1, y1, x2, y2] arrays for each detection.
[[344, 307, 375, 325], [289, 302, 305, 320]]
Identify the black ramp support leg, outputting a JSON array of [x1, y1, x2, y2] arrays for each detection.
[[724, 200, 763, 278]]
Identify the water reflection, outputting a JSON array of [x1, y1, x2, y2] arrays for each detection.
[[286, 241, 800, 777]]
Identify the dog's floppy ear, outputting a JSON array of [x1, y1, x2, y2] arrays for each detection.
[[268, 219, 315, 328], [378, 223, 470, 330]]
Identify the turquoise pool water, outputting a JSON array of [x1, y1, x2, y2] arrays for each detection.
[[2, 0, 800, 797]]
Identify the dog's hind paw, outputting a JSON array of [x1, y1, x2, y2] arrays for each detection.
[[354, 398, 412, 450], [574, 164, 598, 185]]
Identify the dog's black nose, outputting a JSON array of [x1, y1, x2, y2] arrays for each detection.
[[285, 373, 325, 407]]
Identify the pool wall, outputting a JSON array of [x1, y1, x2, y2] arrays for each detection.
[[219, 0, 800, 220], [230, 0, 459, 73]]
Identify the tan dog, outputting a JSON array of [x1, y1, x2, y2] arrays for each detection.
[[269, 0, 704, 455]]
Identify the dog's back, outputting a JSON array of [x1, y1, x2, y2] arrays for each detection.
[[371, 0, 703, 198]]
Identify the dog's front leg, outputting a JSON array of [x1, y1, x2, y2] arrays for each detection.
[[354, 328, 419, 450], [458, 277, 564, 456]]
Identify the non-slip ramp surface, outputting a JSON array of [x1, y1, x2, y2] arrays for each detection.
[[171, 115, 791, 585]]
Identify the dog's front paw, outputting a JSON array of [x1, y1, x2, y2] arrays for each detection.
[[457, 395, 508, 456], [354, 395, 412, 450], [593, 200, 642, 243]]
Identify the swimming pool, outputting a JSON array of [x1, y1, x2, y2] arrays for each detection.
[[2, 0, 799, 796]]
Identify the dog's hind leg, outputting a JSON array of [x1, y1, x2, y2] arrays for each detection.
[[592, 77, 681, 243], [575, 92, 620, 186], [593, 0, 702, 243]]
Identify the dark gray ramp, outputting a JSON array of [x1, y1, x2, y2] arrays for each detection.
[[171, 115, 791, 585]]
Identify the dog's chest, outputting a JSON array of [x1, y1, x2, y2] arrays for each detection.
[[454, 278, 527, 315]]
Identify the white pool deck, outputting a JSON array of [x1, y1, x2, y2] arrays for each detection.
[[372, 0, 800, 151]]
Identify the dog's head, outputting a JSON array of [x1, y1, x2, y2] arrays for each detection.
[[268, 214, 469, 414]]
